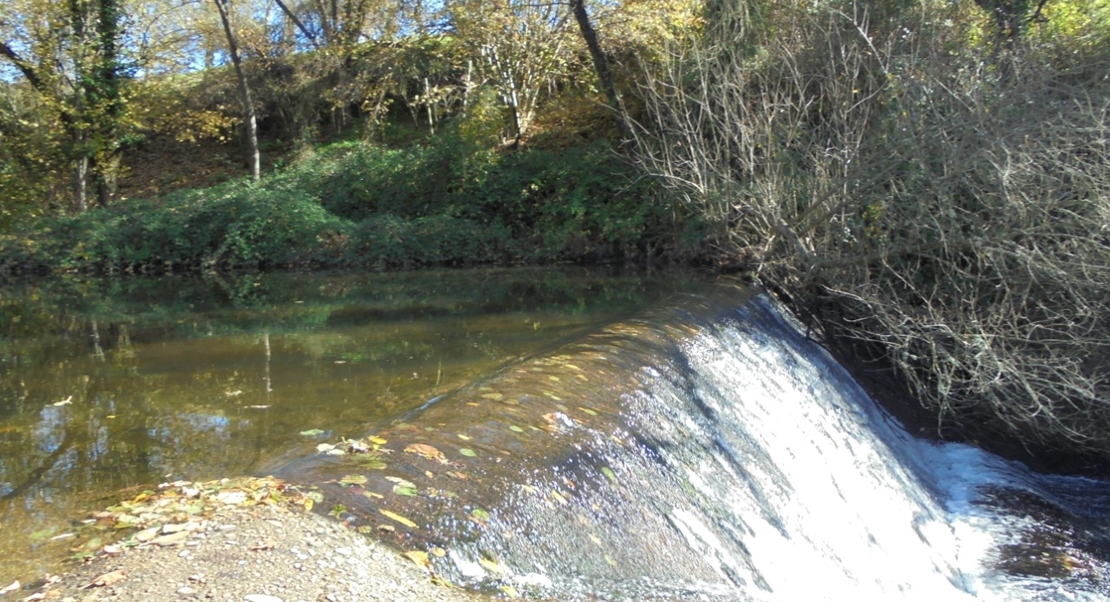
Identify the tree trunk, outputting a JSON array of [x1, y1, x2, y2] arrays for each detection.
[[569, 0, 629, 138], [213, 0, 261, 181]]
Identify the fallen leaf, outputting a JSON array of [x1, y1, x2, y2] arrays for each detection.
[[430, 546, 446, 557], [403, 550, 430, 569], [508, 425, 524, 433], [82, 570, 125, 589], [299, 429, 325, 436], [339, 475, 368, 486], [380, 510, 418, 528], [479, 557, 506, 574], [457, 434, 471, 440], [480, 393, 504, 401], [458, 448, 477, 458], [404, 443, 448, 463], [368, 436, 388, 445], [601, 467, 618, 484]]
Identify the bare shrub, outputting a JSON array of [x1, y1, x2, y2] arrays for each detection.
[[631, 0, 1110, 455]]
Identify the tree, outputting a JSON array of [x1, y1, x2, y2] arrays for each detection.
[[569, 0, 628, 137], [0, 0, 129, 210], [451, 0, 574, 142], [212, 0, 260, 181]]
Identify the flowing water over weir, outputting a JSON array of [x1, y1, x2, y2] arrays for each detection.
[[275, 283, 1110, 601]]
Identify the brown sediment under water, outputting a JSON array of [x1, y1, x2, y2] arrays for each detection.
[[0, 267, 705, 585]]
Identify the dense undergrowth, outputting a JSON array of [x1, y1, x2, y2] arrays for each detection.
[[0, 134, 691, 275]]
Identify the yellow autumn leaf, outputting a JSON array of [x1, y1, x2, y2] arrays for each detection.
[[380, 509, 418, 528], [480, 557, 507, 575], [403, 550, 430, 568]]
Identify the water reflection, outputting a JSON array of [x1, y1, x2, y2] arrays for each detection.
[[0, 267, 702, 584]]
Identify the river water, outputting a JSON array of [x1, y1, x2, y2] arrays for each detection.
[[2, 269, 1109, 600]]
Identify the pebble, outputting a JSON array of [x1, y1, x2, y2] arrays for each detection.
[[244, 596, 283, 602], [177, 585, 198, 596]]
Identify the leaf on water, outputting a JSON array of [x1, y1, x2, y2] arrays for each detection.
[[480, 392, 504, 401], [551, 492, 568, 505], [380, 510, 418, 528], [466, 402, 480, 406], [470, 508, 490, 523], [578, 407, 598, 416], [403, 550, 430, 569], [368, 436, 388, 445], [306, 491, 324, 503], [589, 534, 602, 546], [500, 584, 519, 598], [316, 443, 335, 452], [385, 476, 416, 487], [548, 376, 560, 382], [508, 425, 524, 433], [29, 528, 56, 542], [358, 458, 387, 470], [329, 504, 347, 518], [299, 429, 325, 436], [430, 546, 446, 557], [404, 443, 447, 463], [519, 484, 538, 494], [339, 475, 367, 486], [302, 498, 314, 512], [457, 434, 471, 440], [363, 491, 384, 500], [601, 467, 618, 484], [458, 448, 477, 458], [393, 485, 418, 497], [479, 557, 506, 575]]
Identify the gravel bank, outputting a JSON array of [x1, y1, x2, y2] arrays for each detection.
[[11, 495, 489, 602]]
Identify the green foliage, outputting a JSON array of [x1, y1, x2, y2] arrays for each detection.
[[0, 129, 684, 276]]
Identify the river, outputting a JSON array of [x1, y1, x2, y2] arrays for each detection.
[[1, 268, 1108, 600]]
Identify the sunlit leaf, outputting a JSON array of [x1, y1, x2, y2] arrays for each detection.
[[386, 477, 415, 487], [431, 546, 446, 557], [457, 434, 471, 440], [364, 491, 384, 499], [368, 436, 388, 445], [339, 475, 367, 486], [578, 407, 598, 416], [393, 485, 418, 497], [601, 467, 618, 484], [403, 550, 430, 568], [380, 510, 418, 528], [479, 557, 506, 574], [299, 429, 325, 436], [458, 448, 477, 457], [481, 393, 504, 401], [306, 491, 324, 503], [500, 584, 519, 598], [471, 508, 490, 523], [405, 443, 447, 463], [509, 425, 524, 433]]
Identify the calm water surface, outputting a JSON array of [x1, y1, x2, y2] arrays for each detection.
[[0, 267, 704, 584]]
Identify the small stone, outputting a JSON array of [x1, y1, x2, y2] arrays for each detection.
[[333, 547, 352, 557], [244, 596, 283, 602], [177, 586, 198, 596]]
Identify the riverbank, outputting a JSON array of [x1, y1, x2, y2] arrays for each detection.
[[4, 482, 489, 602]]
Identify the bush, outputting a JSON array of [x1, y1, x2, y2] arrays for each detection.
[[634, 0, 1110, 457]]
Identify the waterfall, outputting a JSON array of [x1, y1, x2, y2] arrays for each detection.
[[281, 283, 1110, 601]]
